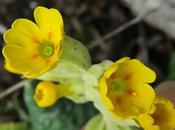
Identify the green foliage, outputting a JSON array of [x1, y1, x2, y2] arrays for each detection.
[[24, 80, 97, 130], [0, 122, 28, 130], [168, 52, 175, 80]]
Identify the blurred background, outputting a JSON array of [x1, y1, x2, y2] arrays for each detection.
[[0, 0, 175, 129]]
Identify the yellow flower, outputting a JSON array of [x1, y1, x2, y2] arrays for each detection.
[[34, 81, 59, 107], [136, 97, 175, 130], [3, 6, 64, 78], [99, 57, 156, 118], [152, 97, 175, 130], [34, 81, 71, 107]]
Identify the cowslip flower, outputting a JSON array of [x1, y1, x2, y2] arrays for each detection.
[[3, 6, 64, 78], [34, 81, 71, 107], [99, 57, 156, 119], [136, 97, 175, 130]]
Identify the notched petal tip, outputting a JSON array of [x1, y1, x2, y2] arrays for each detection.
[[34, 6, 63, 29], [12, 18, 30, 28]]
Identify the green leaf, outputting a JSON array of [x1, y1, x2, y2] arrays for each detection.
[[0, 122, 28, 130], [24, 80, 97, 130]]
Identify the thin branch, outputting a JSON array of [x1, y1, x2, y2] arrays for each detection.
[[88, 9, 157, 49], [0, 79, 29, 100]]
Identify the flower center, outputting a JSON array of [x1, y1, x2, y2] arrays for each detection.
[[44, 46, 53, 56], [109, 78, 127, 96], [40, 41, 54, 57]]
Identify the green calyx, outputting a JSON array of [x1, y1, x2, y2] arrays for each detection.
[[39, 41, 54, 57]]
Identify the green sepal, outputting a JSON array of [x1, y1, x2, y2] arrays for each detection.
[[64, 60, 113, 103], [88, 60, 113, 79], [61, 36, 91, 69]]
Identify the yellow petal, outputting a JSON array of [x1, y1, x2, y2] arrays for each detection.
[[114, 57, 130, 64], [136, 114, 159, 130], [99, 63, 119, 97], [104, 57, 129, 78], [99, 77, 114, 110], [112, 83, 155, 118], [4, 60, 22, 74], [116, 59, 156, 84], [101, 95, 114, 110], [99, 77, 108, 95], [34, 6, 64, 44], [4, 19, 43, 49], [3, 45, 47, 77], [3, 45, 33, 73], [103, 64, 118, 78]]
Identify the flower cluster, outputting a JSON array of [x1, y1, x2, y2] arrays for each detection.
[[2, 6, 175, 130]]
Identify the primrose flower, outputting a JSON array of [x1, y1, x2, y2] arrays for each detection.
[[34, 81, 59, 107], [137, 97, 175, 130], [34, 81, 71, 107], [3, 6, 64, 78], [99, 57, 156, 119]]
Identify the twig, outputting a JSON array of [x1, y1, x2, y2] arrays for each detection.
[[88, 9, 157, 49], [0, 79, 29, 100]]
